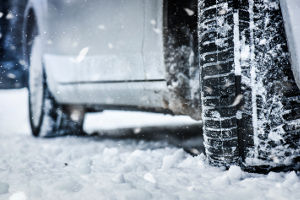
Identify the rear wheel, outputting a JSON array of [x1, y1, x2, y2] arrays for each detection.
[[198, 0, 300, 169], [28, 36, 85, 137]]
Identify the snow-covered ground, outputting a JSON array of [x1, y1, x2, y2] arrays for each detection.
[[0, 89, 299, 200]]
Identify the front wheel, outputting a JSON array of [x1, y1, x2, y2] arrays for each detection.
[[198, 0, 300, 169], [28, 36, 85, 137]]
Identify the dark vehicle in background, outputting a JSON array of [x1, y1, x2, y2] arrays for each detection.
[[0, 0, 28, 89], [4, 0, 300, 171]]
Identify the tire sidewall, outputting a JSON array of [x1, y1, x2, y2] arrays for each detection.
[[28, 77, 45, 137], [28, 36, 45, 137]]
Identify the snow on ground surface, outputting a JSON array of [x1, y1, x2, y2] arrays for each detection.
[[0, 89, 299, 200]]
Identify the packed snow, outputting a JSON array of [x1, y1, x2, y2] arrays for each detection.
[[0, 89, 299, 200]]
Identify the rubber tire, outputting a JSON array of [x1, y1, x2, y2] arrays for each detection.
[[29, 73, 85, 137], [198, 0, 300, 169], [28, 38, 84, 137]]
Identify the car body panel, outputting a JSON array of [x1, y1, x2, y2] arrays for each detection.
[[43, 54, 170, 112], [280, 0, 300, 89], [45, 0, 145, 82], [53, 81, 169, 110], [28, 0, 170, 112], [43, 0, 165, 84]]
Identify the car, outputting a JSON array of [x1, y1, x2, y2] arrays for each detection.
[[0, 0, 28, 89], [23, 0, 299, 170]]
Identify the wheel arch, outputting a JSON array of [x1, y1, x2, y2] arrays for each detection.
[[162, 0, 201, 120]]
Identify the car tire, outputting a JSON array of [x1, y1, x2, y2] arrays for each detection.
[[198, 0, 300, 169], [28, 36, 85, 137]]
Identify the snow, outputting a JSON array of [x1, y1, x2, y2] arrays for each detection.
[[249, 0, 259, 162], [143, 173, 156, 184], [5, 12, 14, 20], [85, 111, 197, 134], [150, 20, 156, 25], [9, 192, 27, 200], [0, 182, 9, 195], [231, 94, 243, 107], [234, 11, 241, 76], [184, 8, 195, 16], [98, 25, 106, 30], [74, 47, 89, 63], [0, 89, 299, 200]]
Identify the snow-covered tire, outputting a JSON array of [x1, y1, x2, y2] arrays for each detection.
[[198, 0, 300, 169], [28, 37, 85, 137]]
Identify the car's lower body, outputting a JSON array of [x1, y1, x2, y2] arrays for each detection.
[[26, 0, 300, 171]]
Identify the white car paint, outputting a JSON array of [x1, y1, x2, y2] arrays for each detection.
[[29, 0, 168, 111]]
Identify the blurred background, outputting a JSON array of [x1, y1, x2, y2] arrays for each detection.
[[0, 0, 29, 89]]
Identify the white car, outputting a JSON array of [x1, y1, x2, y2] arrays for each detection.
[[24, 0, 300, 170]]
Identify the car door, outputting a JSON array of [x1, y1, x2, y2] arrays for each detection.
[[45, 0, 146, 83]]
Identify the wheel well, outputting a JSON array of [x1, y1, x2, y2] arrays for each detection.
[[162, 0, 201, 119], [164, 0, 198, 51], [163, 0, 198, 80]]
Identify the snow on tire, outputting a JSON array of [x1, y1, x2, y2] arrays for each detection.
[[198, 0, 300, 169], [28, 37, 84, 137]]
